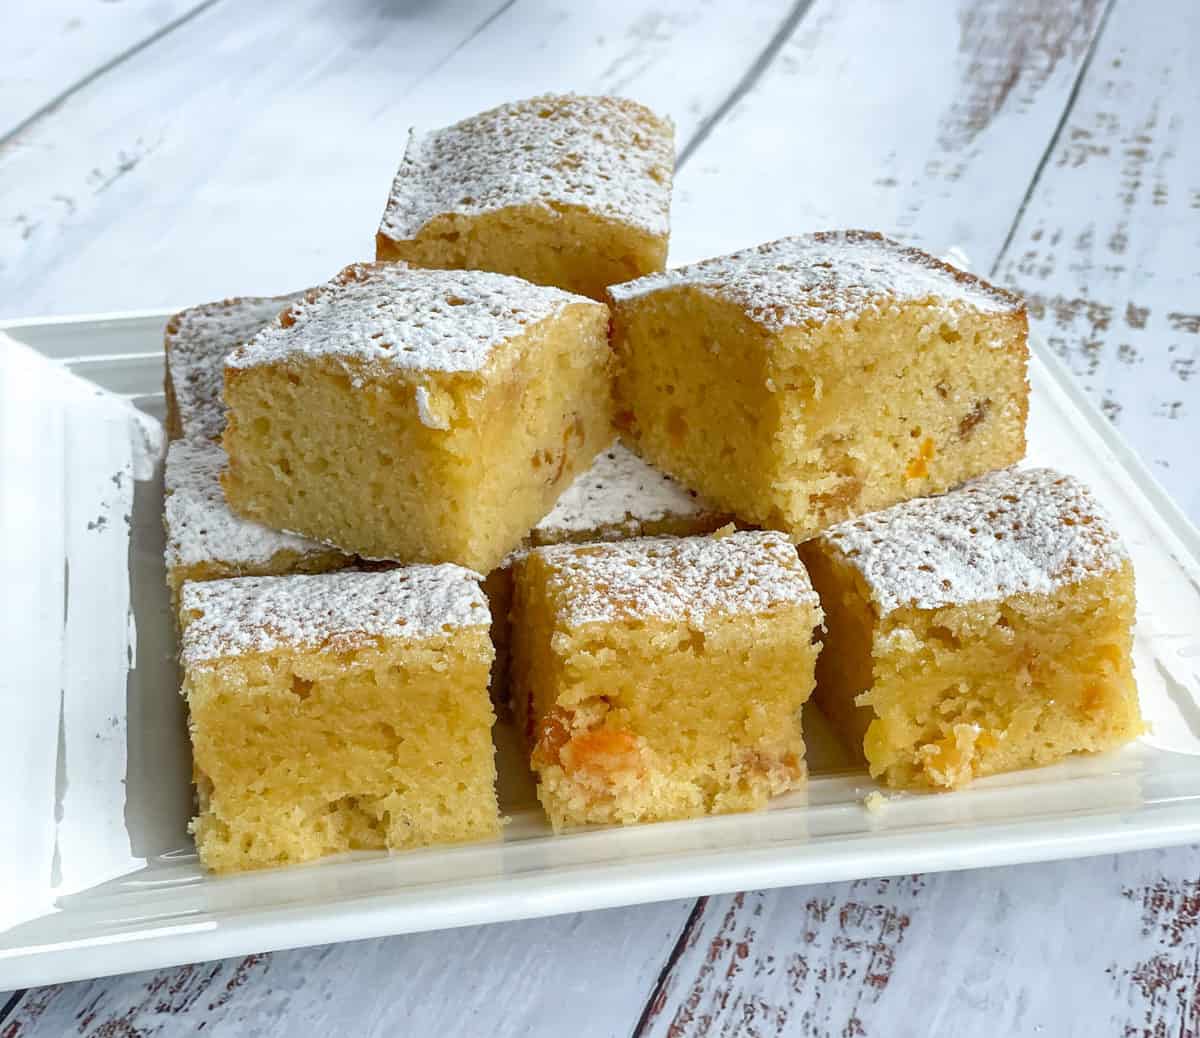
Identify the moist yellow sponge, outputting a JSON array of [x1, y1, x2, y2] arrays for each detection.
[[180, 567, 499, 872], [511, 529, 823, 829], [610, 231, 1029, 541], [800, 467, 1143, 790]]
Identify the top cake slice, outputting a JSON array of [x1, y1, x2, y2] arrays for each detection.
[[164, 294, 299, 441], [609, 231, 1029, 541], [376, 94, 674, 301], [221, 262, 613, 572]]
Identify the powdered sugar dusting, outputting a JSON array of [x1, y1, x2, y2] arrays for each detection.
[[165, 440, 340, 570], [181, 566, 489, 664], [532, 442, 723, 543], [227, 263, 597, 377], [817, 466, 1129, 613], [534, 530, 819, 627], [379, 94, 673, 241], [609, 231, 1022, 332], [165, 294, 299, 440]]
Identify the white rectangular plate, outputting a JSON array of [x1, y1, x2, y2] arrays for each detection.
[[2, 311, 1199, 990]]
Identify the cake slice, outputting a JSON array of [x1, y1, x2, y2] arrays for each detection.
[[180, 567, 499, 872], [486, 441, 731, 698], [799, 467, 1143, 790], [609, 231, 1029, 541], [376, 94, 673, 301], [221, 262, 613, 572], [510, 530, 823, 829], [164, 439, 351, 610], [164, 294, 298, 441]]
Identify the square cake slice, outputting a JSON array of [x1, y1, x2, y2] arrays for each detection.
[[376, 94, 673, 301], [510, 530, 823, 829], [485, 440, 732, 699], [609, 231, 1029, 541], [164, 439, 352, 610], [164, 294, 298, 441], [180, 567, 499, 872], [799, 467, 1143, 791], [221, 262, 613, 572]]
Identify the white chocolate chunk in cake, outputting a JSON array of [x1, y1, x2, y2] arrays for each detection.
[[164, 294, 300, 441]]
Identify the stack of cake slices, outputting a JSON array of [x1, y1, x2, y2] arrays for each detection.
[[164, 93, 1143, 873]]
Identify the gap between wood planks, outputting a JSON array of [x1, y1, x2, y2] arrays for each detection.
[[0, 0, 224, 154], [0, 990, 25, 1029], [988, 0, 1118, 278], [628, 0, 1126, 1031]]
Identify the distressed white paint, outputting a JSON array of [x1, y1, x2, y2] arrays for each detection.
[[0, 0, 798, 317], [668, 0, 1108, 264], [1, 0, 1199, 1035], [994, 0, 1200, 519], [0, 0, 203, 141], [1, 899, 694, 1037], [643, 848, 1200, 1038]]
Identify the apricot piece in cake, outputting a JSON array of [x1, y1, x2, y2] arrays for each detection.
[[510, 530, 823, 829], [221, 262, 612, 572], [609, 231, 1029, 541], [799, 467, 1143, 791], [376, 94, 673, 301], [164, 439, 351, 612], [180, 567, 499, 872], [163, 294, 298, 441]]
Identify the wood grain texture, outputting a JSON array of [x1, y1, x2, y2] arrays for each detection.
[[992, 0, 1200, 520], [1, 0, 1197, 1034], [639, 848, 1200, 1038], [667, 0, 1108, 265], [0, 0, 209, 143], [0, 899, 693, 1037], [0, 0, 799, 318]]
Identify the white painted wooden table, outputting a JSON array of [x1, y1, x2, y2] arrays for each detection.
[[2, 1, 1198, 1034]]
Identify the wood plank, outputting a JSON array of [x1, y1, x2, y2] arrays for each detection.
[[0, 899, 693, 1037], [667, 0, 1108, 265], [639, 848, 1200, 1037], [0, 0, 210, 143], [991, 0, 1200, 521], [0, 0, 800, 318]]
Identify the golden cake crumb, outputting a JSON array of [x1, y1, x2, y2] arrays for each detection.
[[610, 231, 1029, 541], [221, 262, 613, 572], [800, 466, 1143, 791], [181, 568, 499, 873]]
